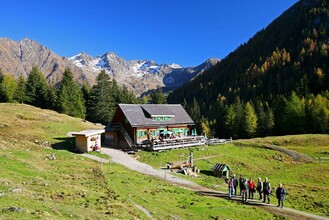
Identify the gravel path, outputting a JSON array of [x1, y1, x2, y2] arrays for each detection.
[[81, 153, 110, 163], [99, 148, 328, 220], [101, 148, 201, 189]]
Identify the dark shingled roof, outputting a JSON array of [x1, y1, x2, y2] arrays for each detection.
[[211, 163, 230, 171], [118, 104, 194, 127]]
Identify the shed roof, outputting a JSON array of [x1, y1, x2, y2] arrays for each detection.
[[211, 163, 230, 172], [115, 104, 194, 127], [71, 129, 105, 137]]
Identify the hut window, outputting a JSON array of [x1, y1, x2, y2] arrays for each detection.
[[137, 130, 147, 138]]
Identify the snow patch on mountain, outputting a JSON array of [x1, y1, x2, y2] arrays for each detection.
[[69, 51, 220, 96], [170, 63, 182, 69]]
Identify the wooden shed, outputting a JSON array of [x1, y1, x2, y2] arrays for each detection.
[[71, 129, 105, 153], [212, 163, 230, 178]]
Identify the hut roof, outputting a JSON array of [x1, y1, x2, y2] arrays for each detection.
[[211, 163, 230, 172], [71, 129, 105, 137], [111, 104, 194, 127]]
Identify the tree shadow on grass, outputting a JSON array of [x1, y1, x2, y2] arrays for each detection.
[[199, 170, 217, 177], [196, 190, 274, 207], [51, 137, 80, 153]]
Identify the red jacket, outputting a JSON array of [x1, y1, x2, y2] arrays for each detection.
[[249, 180, 255, 190]]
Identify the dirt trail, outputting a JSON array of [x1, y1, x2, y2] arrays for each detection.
[[100, 148, 328, 220]]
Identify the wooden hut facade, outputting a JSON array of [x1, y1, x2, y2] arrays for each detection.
[[71, 129, 105, 153], [105, 104, 195, 150]]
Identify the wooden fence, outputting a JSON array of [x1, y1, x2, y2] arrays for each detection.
[[145, 136, 232, 151]]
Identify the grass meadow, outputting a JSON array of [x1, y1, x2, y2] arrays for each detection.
[[0, 103, 274, 219], [137, 135, 329, 217]]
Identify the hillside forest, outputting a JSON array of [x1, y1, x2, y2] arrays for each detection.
[[0, 67, 141, 125], [168, 0, 329, 138]]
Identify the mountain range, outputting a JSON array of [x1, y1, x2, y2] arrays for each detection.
[[0, 38, 219, 96]]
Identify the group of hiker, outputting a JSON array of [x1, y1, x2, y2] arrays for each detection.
[[228, 174, 286, 208]]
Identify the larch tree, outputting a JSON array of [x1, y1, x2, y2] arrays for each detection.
[[0, 74, 17, 102], [284, 92, 305, 134], [0, 69, 5, 102], [243, 101, 258, 138]]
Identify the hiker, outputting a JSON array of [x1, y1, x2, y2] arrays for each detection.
[[233, 174, 238, 195], [248, 177, 255, 199], [228, 176, 235, 199], [263, 177, 271, 204], [276, 183, 286, 208], [241, 178, 248, 203], [239, 175, 244, 195], [256, 177, 263, 200]]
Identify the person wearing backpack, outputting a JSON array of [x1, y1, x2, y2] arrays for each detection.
[[263, 177, 271, 204], [276, 183, 286, 208]]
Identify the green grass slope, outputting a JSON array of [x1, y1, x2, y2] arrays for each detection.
[[137, 135, 329, 217], [0, 103, 276, 219]]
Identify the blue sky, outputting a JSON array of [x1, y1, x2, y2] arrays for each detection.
[[0, 0, 299, 67]]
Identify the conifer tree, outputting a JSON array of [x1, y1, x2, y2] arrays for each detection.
[[47, 86, 58, 110], [111, 78, 122, 102], [25, 66, 51, 109], [256, 101, 274, 136], [0, 68, 4, 82], [150, 88, 167, 104], [88, 70, 115, 124], [121, 85, 137, 104], [13, 75, 27, 103], [190, 97, 202, 133], [57, 68, 86, 118], [81, 83, 91, 118], [233, 98, 244, 137], [224, 105, 237, 139], [81, 83, 91, 104], [182, 98, 188, 110], [273, 96, 288, 135]]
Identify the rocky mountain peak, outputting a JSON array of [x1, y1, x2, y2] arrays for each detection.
[[0, 37, 219, 97]]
